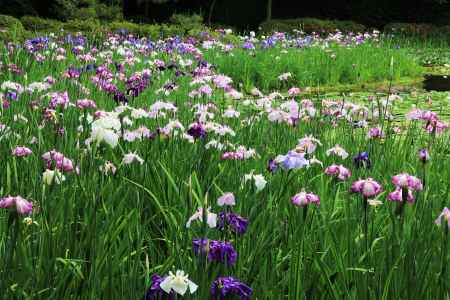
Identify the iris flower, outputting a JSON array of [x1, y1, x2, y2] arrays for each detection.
[[350, 178, 383, 198], [291, 191, 320, 207], [159, 270, 198, 296], [186, 207, 217, 228], [243, 172, 267, 192], [435, 207, 450, 227], [0, 195, 33, 215], [217, 193, 236, 206], [211, 276, 253, 300]]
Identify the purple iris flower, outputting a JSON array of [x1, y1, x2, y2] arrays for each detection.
[[267, 158, 278, 173], [175, 69, 185, 77], [192, 239, 237, 265], [242, 41, 255, 50], [116, 29, 129, 36], [187, 122, 207, 139], [218, 212, 248, 235], [113, 91, 128, 104], [67, 67, 80, 78], [353, 152, 371, 169], [418, 148, 429, 163], [72, 47, 82, 55], [85, 64, 96, 72], [6, 91, 17, 101], [145, 274, 174, 300], [211, 276, 253, 300], [114, 62, 124, 72], [280, 151, 309, 170], [2, 99, 10, 109], [126, 74, 150, 98]]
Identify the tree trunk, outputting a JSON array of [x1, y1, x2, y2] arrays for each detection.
[[208, 0, 218, 26], [144, 0, 150, 19], [266, 0, 272, 21]]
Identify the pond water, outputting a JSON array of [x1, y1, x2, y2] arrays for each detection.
[[423, 75, 450, 91]]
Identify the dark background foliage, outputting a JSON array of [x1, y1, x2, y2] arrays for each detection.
[[0, 0, 449, 29]]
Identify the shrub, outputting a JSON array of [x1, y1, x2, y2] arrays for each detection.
[[109, 22, 165, 40], [142, 24, 163, 40], [297, 18, 336, 33], [259, 19, 302, 33], [188, 27, 214, 40], [0, 14, 23, 29], [209, 23, 239, 32], [384, 23, 449, 43], [332, 20, 366, 33], [0, 14, 25, 41], [95, 3, 123, 22], [109, 21, 141, 35], [384, 23, 436, 37], [70, 6, 97, 21], [63, 18, 101, 33], [160, 24, 185, 38], [438, 25, 450, 39], [201, 28, 241, 44], [52, 0, 97, 21], [260, 18, 366, 34], [169, 13, 204, 34], [21, 16, 63, 33]]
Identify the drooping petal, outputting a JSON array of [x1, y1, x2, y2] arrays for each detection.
[[207, 212, 217, 228], [159, 276, 175, 294], [169, 277, 188, 296], [0, 196, 15, 208], [187, 279, 198, 294], [14, 196, 33, 215]]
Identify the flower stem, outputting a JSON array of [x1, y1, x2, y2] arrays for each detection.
[[363, 198, 370, 299], [440, 225, 448, 298], [5, 212, 19, 276]]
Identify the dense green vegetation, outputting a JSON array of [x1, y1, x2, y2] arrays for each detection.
[[205, 43, 422, 91], [0, 15, 449, 300]]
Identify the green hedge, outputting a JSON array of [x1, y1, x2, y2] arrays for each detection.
[[62, 19, 101, 33], [160, 24, 184, 37], [169, 13, 204, 33], [384, 22, 450, 40], [109, 21, 141, 35], [108, 14, 204, 39], [110, 22, 194, 39], [333, 20, 366, 33], [109, 22, 211, 40], [440, 25, 450, 39], [21, 16, 104, 34], [95, 3, 123, 22], [0, 14, 25, 41], [17, 14, 450, 44], [21, 16, 63, 32], [384, 23, 436, 37], [109, 22, 165, 39], [260, 18, 366, 34]]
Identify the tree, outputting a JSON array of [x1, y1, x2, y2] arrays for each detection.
[[207, 0, 217, 25], [52, 0, 97, 20], [266, 0, 272, 21], [135, 0, 177, 19]]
